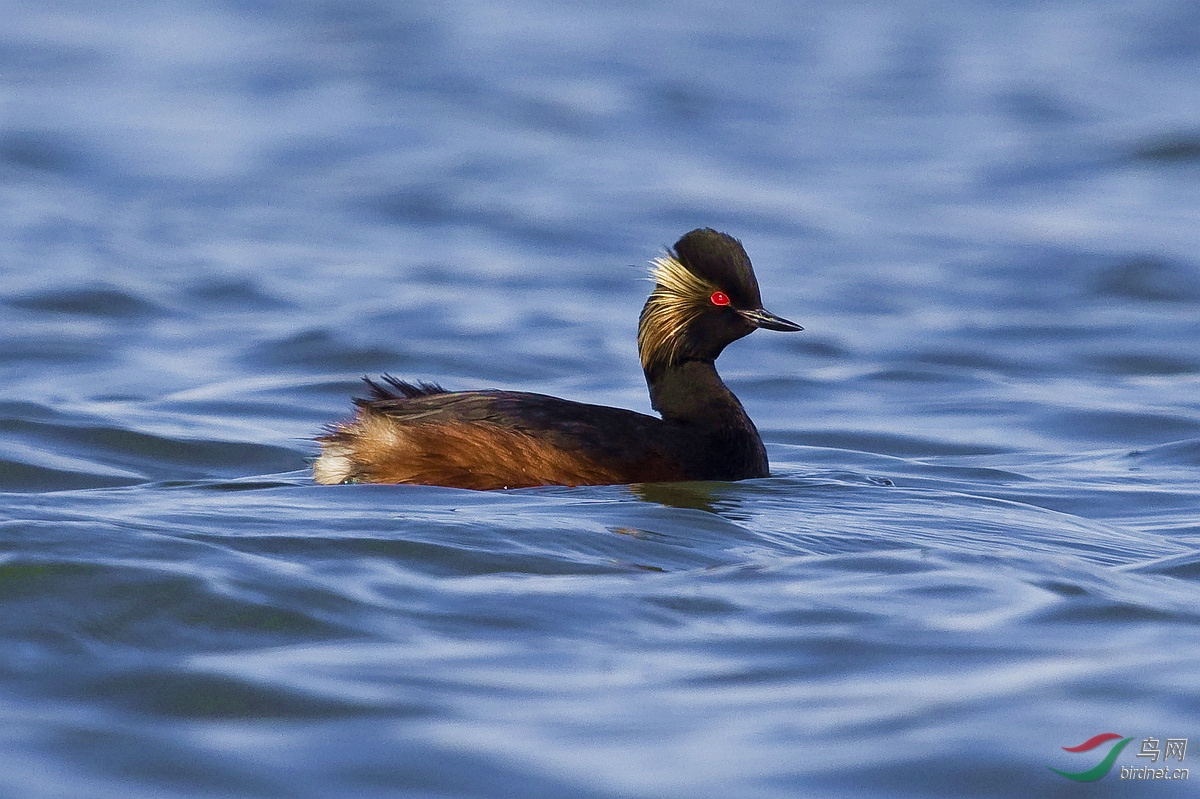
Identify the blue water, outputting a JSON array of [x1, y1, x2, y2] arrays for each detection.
[[3, 1, 1199, 796]]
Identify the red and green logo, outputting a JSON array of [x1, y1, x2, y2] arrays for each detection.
[[1048, 733, 1134, 781]]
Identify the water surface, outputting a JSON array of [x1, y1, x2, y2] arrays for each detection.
[[2, 1, 1198, 796]]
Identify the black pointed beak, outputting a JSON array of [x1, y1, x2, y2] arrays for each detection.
[[739, 307, 803, 332]]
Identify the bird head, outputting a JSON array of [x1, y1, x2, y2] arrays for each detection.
[[638, 228, 801, 378]]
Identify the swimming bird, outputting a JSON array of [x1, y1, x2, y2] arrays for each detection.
[[314, 228, 801, 489]]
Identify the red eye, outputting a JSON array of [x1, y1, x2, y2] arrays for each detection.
[[710, 291, 730, 306]]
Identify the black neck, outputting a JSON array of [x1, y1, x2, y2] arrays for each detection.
[[645, 359, 769, 479], [646, 359, 750, 426]]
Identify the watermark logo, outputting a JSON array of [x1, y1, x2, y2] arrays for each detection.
[[1048, 733, 1134, 782], [1048, 733, 1188, 782]]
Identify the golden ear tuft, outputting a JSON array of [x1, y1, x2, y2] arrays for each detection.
[[637, 255, 719, 372]]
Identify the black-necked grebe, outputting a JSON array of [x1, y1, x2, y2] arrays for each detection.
[[314, 228, 801, 489]]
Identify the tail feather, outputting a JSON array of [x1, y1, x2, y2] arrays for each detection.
[[359, 375, 447, 404]]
